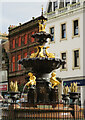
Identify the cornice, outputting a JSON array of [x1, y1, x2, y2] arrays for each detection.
[[8, 15, 47, 37], [9, 22, 38, 37], [9, 70, 25, 77], [9, 42, 40, 53], [62, 76, 85, 81], [46, 5, 84, 22], [9, 69, 29, 77]]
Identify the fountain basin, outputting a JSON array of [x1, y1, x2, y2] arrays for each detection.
[[19, 57, 64, 74]]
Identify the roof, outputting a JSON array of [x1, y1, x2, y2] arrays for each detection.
[[8, 15, 47, 36]]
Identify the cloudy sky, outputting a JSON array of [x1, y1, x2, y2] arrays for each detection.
[[0, 0, 48, 34]]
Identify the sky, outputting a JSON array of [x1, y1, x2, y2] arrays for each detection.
[[0, 0, 48, 34]]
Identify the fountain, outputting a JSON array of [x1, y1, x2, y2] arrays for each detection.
[[8, 81, 20, 109], [8, 81, 20, 102], [18, 9, 65, 104], [2, 8, 84, 120], [69, 82, 79, 104]]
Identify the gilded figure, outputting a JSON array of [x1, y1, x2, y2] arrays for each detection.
[[63, 86, 69, 95], [70, 82, 78, 92], [10, 81, 18, 92], [26, 72, 36, 88], [45, 46, 55, 58], [39, 19, 46, 32], [38, 46, 45, 58], [50, 72, 61, 88], [30, 46, 39, 58]]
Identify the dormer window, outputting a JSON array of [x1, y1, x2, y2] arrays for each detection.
[[59, 0, 64, 8], [66, 0, 70, 6], [47, 2, 52, 13], [72, 0, 76, 4], [53, 1, 58, 11]]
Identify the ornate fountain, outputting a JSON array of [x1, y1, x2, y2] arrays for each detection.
[[2, 8, 83, 120], [18, 9, 65, 104]]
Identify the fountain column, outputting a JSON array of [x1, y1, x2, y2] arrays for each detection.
[[18, 12, 65, 104]]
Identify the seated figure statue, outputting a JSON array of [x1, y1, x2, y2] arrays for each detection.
[[26, 72, 36, 88], [50, 72, 61, 88]]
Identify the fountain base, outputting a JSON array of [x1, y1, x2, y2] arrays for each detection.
[[27, 88, 37, 103]]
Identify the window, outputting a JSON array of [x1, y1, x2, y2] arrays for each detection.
[[18, 55, 21, 70], [47, 2, 52, 13], [73, 20, 78, 36], [59, 0, 64, 8], [66, 0, 70, 6], [18, 36, 21, 47], [53, 1, 58, 11], [31, 32, 34, 42], [72, 0, 76, 4], [50, 27, 54, 41], [21, 35, 25, 46], [73, 50, 79, 68], [24, 34, 27, 44], [24, 52, 27, 58], [61, 52, 66, 70], [61, 23, 66, 39], [12, 56, 15, 72], [13, 39, 15, 48]]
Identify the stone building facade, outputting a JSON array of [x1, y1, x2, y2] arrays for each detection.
[[45, 0, 85, 104]]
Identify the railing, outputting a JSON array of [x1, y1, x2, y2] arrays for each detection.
[[58, 7, 68, 14], [47, 11, 55, 18], [46, 2, 82, 18], [70, 2, 81, 10], [1, 99, 85, 120]]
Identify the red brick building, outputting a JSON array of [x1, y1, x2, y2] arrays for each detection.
[[8, 16, 45, 91]]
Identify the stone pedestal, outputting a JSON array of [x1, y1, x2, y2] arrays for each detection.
[[36, 80, 50, 103], [69, 92, 79, 104], [27, 88, 37, 103], [49, 88, 58, 103], [62, 94, 69, 104]]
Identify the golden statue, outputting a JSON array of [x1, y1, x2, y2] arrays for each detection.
[[10, 81, 14, 91], [70, 82, 78, 92], [39, 19, 46, 32], [50, 72, 61, 88], [26, 72, 36, 88], [14, 81, 18, 92], [10, 81, 18, 92], [38, 46, 45, 58], [30, 46, 39, 58], [73, 82, 78, 92], [45, 46, 55, 58], [63, 86, 69, 95]]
